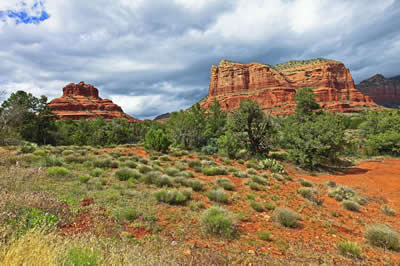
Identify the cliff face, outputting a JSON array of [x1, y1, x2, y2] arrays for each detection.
[[49, 82, 138, 121], [201, 59, 377, 115], [356, 74, 400, 107]]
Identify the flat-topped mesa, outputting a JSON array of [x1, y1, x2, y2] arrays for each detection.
[[49, 82, 138, 122], [202, 58, 378, 115], [356, 74, 400, 107]]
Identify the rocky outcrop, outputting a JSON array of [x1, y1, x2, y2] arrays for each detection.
[[356, 74, 400, 107], [49, 82, 138, 121], [154, 113, 171, 121], [201, 59, 377, 115]]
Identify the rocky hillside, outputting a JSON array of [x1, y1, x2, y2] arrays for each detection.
[[356, 74, 400, 107], [201, 59, 378, 115], [49, 82, 138, 121]]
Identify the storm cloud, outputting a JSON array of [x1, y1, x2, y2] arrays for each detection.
[[1, 0, 399, 119]]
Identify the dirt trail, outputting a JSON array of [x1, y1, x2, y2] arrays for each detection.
[[296, 158, 400, 212]]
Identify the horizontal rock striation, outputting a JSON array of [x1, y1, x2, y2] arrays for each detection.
[[201, 59, 377, 115], [49, 82, 138, 121], [356, 74, 400, 107]]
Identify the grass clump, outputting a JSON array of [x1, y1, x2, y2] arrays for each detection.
[[200, 206, 237, 238], [216, 178, 235, 190], [65, 247, 98, 266], [251, 175, 268, 185], [365, 224, 399, 250], [250, 200, 264, 212], [90, 168, 103, 177], [79, 175, 90, 184], [249, 182, 262, 191], [337, 241, 361, 257], [165, 167, 180, 177], [202, 167, 227, 176], [185, 179, 205, 191], [41, 155, 64, 167], [258, 231, 272, 241], [299, 178, 313, 187], [274, 208, 300, 228], [154, 189, 191, 205], [138, 165, 152, 174], [47, 167, 70, 177], [265, 202, 276, 211], [188, 159, 201, 168], [342, 200, 360, 212], [122, 208, 139, 222], [233, 171, 247, 178], [381, 205, 396, 216], [207, 189, 229, 204], [115, 168, 138, 181]]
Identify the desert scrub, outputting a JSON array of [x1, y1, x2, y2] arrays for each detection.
[[160, 155, 171, 161], [233, 170, 247, 178], [141, 171, 162, 184], [381, 205, 396, 216], [245, 160, 260, 170], [90, 168, 103, 177], [93, 158, 114, 169], [178, 170, 194, 178], [200, 206, 237, 238], [188, 159, 201, 168], [250, 200, 264, 212], [154, 189, 191, 205], [207, 189, 229, 204], [122, 208, 139, 222], [165, 167, 181, 177], [47, 167, 71, 177], [297, 187, 314, 199], [274, 208, 300, 228], [185, 179, 205, 191], [40, 155, 64, 167], [258, 231, 272, 241], [215, 178, 235, 190], [138, 165, 152, 174], [342, 200, 360, 212], [155, 175, 174, 188], [265, 202, 276, 211], [365, 224, 399, 250], [299, 179, 313, 187], [328, 185, 356, 201], [259, 158, 286, 174], [249, 182, 262, 191], [251, 175, 268, 185], [337, 241, 361, 257], [124, 160, 137, 169], [79, 175, 90, 184], [115, 168, 139, 181], [202, 167, 227, 176], [65, 247, 99, 266], [174, 162, 187, 171]]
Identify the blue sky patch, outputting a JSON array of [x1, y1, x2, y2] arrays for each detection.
[[0, 0, 50, 25]]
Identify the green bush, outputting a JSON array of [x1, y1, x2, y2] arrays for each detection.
[[217, 130, 241, 159], [141, 171, 161, 185], [342, 200, 360, 212], [381, 205, 396, 216], [250, 200, 264, 212], [328, 186, 357, 201], [337, 241, 361, 257], [115, 168, 138, 181], [245, 160, 260, 170], [265, 202, 276, 211], [185, 179, 205, 191], [79, 175, 90, 184], [145, 128, 171, 152], [258, 231, 272, 241], [200, 206, 237, 238], [216, 178, 235, 190], [47, 167, 70, 177], [90, 168, 103, 177], [247, 169, 257, 175], [93, 158, 113, 169], [41, 155, 64, 167], [154, 189, 191, 205], [249, 182, 261, 191], [188, 160, 202, 168], [233, 171, 248, 178], [124, 160, 137, 169], [122, 208, 138, 222], [297, 187, 314, 200], [65, 247, 98, 266], [299, 179, 313, 187], [365, 224, 399, 250], [165, 167, 181, 177], [259, 158, 286, 174], [138, 165, 152, 174], [33, 149, 47, 156], [274, 208, 300, 228], [207, 189, 229, 204], [251, 175, 267, 185], [20, 142, 38, 153], [202, 167, 227, 176], [155, 175, 174, 188]]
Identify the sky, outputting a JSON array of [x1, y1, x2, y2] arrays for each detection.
[[0, 0, 399, 119]]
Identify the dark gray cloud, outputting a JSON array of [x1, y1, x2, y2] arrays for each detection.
[[0, 0, 399, 119]]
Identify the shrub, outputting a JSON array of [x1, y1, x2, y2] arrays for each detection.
[[90, 168, 103, 177], [216, 178, 235, 190], [327, 180, 336, 187], [299, 179, 313, 187], [249, 182, 261, 191], [165, 167, 180, 177], [297, 187, 314, 199], [41, 155, 64, 167], [274, 208, 300, 228], [65, 247, 98, 266], [47, 167, 70, 177], [124, 160, 137, 169], [328, 186, 356, 201], [79, 175, 90, 184], [64, 155, 86, 164], [251, 175, 267, 185], [342, 200, 360, 212], [365, 224, 399, 250], [265, 202, 276, 211], [160, 155, 171, 161], [138, 165, 152, 174], [93, 158, 114, 169], [174, 162, 187, 171], [381, 205, 396, 216], [259, 158, 286, 174], [145, 128, 171, 152], [247, 169, 258, 175], [200, 206, 237, 238], [33, 149, 47, 156], [337, 241, 361, 257], [179, 170, 194, 178], [115, 168, 138, 181], [202, 167, 227, 176], [185, 179, 205, 191], [154, 189, 191, 205], [122, 208, 138, 222], [207, 189, 229, 204], [193, 166, 202, 173], [217, 130, 241, 159], [245, 160, 260, 170], [188, 159, 202, 168], [139, 158, 149, 164], [250, 200, 264, 212], [62, 150, 74, 156], [233, 171, 248, 178], [258, 231, 272, 241], [155, 175, 173, 188]]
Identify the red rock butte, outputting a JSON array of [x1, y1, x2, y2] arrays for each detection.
[[200, 58, 378, 115], [49, 82, 138, 122]]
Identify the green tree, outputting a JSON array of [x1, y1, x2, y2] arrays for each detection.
[[229, 99, 276, 155], [295, 87, 321, 121], [205, 98, 227, 139], [145, 127, 171, 152]]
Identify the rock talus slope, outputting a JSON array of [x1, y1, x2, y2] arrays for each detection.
[[201, 59, 377, 114], [49, 82, 138, 121]]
